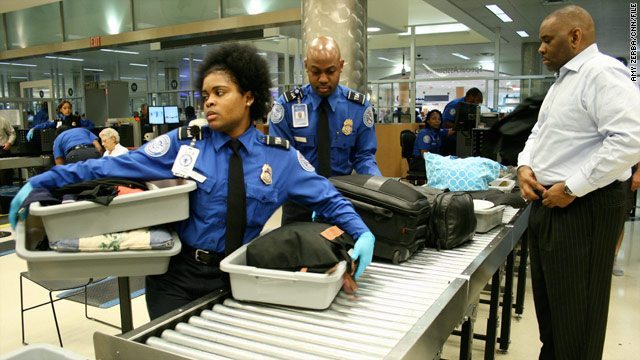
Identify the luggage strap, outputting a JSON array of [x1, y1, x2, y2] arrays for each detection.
[[363, 176, 388, 191]]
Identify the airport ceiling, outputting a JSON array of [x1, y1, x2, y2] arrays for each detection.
[[0, 0, 634, 82]]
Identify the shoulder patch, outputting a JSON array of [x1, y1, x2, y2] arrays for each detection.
[[363, 106, 374, 128], [263, 135, 290, 150], [296, 150, 315, 172], [144, 134, 171, 157], [449, 107, 456, 116], [269, 103, 284, 124], [423, 135, 431, 144], [283, 87, 303, 102], [178, 125, 202, 141], [347, 90, 366, 105]]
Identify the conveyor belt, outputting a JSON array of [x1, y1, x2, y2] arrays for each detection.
[[94, 206, 529, 360], [0, 155, 52, 170]]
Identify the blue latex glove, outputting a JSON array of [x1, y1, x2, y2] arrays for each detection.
[[351, 231, 375, 279], [311, 211, 316, 222], [26, 129, 34, 141], [9, 183, 33, 229]]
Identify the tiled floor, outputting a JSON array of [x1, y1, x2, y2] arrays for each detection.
[[0, 208, 638, 359]]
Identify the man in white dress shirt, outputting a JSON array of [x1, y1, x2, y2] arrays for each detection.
[[517, 5, 640, 359]]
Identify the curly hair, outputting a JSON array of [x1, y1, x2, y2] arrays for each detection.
[[195, 43, 272, 121], [424, 109, 443, 127]]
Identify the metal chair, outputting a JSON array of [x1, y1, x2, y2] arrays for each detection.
[[19, 272, 119, 347], [400, 129, 427, 185]]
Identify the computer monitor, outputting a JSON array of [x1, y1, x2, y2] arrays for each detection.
[[163, 106, 179, 124], [453, 102, 480, 131], [148, 106, 164, 125]]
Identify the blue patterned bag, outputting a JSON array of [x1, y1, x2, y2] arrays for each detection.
[[424, 153, 505, 191]]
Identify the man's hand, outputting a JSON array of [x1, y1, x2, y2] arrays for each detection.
[[517, 166, 546, 202], [541, 182, 576, 208], [631, 166, 640, 192], [2, 143, 10, 151]]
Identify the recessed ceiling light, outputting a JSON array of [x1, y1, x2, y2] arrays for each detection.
[[83, 68, 104, 72], [485, 4, 513, 23], [452, 53, 470, 60], [0, 62, 37, 67], [516, 30, 529, 38], [367, 27, 381, 32], [129, 63, 148, 67]]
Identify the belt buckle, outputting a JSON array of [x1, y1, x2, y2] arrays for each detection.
[[194, 249, 209, 264]]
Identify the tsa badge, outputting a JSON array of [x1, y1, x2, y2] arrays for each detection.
[[342, 119, 353, 135], [260, 163, 273, 185], [423, 135, 431, 143]]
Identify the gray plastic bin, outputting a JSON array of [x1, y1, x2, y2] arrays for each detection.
[[220, 244, 346, 310], [16, 215, 182, 281], [0, 344, 87, 360], [475, 205, 506, 233], [29, 179, 196, 242]]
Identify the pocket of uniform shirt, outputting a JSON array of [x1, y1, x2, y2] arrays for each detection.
[[245, 184, 279, 227]]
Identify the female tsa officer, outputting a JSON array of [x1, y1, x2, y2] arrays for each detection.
[[10, 43, 375, 320]]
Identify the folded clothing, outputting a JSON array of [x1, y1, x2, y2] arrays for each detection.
[[49, 227, 174, 252]]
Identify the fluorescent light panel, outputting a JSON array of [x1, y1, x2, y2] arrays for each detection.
[[377, 57, 397, 63], [129, 63, 147, 67], [399, 23, 469, 35], [83, 68, 104, 72], [45, 55, 84, 62], [0, 62, 37, 67], [10, 76, 28, 79], [516, 30, 529, 37], [367, 27, 381, 32], [100, 49, 139, 55], [452, 52, 470, 60], [485, 4, 513, 22], [182, 57, 203, 62]]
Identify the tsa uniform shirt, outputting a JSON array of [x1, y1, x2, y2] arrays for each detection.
[[442, 97, 464, 127], [28, 126, 370, 253], [52, 128, 98, 159], [413, 128, 448, 157], [269, 84, 381, 176]]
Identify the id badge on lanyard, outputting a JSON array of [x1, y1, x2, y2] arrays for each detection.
[[292, 103, 309, 128]]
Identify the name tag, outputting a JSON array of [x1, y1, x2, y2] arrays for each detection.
[[294, 136, 307, 143], [292, 103, 309, 128]]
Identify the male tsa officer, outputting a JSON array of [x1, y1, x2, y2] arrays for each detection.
[[440, 87, 483, 156], [10, 43, 375, 320], [269, 36, 381, 225]]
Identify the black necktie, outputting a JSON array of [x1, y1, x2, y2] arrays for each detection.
[[316, 99, 331, 177], [225, 139, 246, 256]]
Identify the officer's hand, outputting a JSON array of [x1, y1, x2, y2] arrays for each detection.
[[26, 129, 34, 142], [9, 183, 33, 229], [311, 211, 316, 222], [351, 231, 375, 279]]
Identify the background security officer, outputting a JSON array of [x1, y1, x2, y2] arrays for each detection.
[[441, 87, 483, 156], [27, 100, 95, 141], [10, 43, 375, 320], [269, 36, 381, 225], [52, 125, 102, 165]]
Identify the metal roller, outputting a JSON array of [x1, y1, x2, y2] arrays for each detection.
[[199, 310, 391, 355], [145, 336, 229, 360], [186, 317, 379, 360], [211, 304, 397, 348], [223, 299, 404, 339], [172, 323, 327, 360]]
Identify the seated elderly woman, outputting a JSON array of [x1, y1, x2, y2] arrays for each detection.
[[99, 128, 129, 157]]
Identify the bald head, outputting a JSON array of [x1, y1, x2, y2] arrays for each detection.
[[306, 36, 342, 62], [538, 5, 596, 72], [305, 36, 344, 97]]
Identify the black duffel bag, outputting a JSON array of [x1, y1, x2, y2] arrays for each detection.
[[246, 222, 354, 274], [413, 186, 476, 250]]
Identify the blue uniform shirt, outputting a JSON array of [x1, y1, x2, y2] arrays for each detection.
[[442, 97, 464, 127], [413, 127, 448, 157], [269, 84, 381, 176], [32, 110, 49, 128], [32, 115, 94, 131], [29, 126, 370, 252], [52, 128, 98, 159]]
